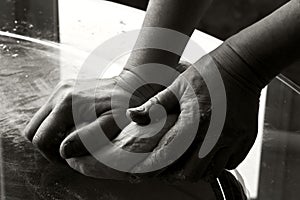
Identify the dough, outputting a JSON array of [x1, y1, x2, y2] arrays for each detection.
[[66, 114, 179, 180]]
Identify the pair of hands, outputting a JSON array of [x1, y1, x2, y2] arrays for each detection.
[[24, 54, 260, 181]]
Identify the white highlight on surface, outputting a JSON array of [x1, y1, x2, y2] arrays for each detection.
[[217, 178, 227, 200]]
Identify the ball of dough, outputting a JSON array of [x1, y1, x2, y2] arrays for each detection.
[[66, 114, 178, 180]]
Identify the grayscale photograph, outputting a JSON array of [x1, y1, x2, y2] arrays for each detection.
[[0, 0, 299, 199]]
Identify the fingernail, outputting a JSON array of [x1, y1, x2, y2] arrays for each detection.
[[130, 106, 145, 113], [127, 108, 145, 119], [127, 109, 151, 125], [60, 141, 74, 159]]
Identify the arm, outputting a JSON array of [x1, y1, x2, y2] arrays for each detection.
[[212, 0, 300, 91], [122, 0, 213, 86], [126, 0, 212, 67]]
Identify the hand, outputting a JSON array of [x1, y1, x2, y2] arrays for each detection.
[[126, 54, 261, 181], [23, 63, 188, 162]]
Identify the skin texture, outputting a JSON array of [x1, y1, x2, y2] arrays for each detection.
[[23, 77, 129, 161], [24, 0, 300, 182], [24, 0, 212, 176], [23, 63, 188, 162], [224, 0, 300, 85], [64, 53, 259, 182], [124, 0, 212, 69], [66, 113, 179, 180], [24, 0, 212, 161], [127, 54, 260, 180], [125, 0, 300, 180]]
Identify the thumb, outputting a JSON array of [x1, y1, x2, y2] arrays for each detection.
[[126, 86, 180, 125]]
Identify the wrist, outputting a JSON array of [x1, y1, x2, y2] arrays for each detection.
[[119, 61, 189, 100], [209, 41, 265, 95], [124, 49, 181, 71]]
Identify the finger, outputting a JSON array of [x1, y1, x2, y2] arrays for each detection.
[[65, 113, 177, 181], [130, 98, 200, 175], [60, 114, 121, 159], [23, 81, 74, 142], [126, 87, 179, 125], [175, 61, 191, 73], [23, 104, 52, 141], [32, 105, 74, 162]]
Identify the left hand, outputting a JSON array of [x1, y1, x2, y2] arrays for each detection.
[[23, 63, 188, 162]]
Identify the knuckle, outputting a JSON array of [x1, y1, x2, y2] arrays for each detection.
[[31, 126, 51, 151], [23, 126, 31, 140], [59, 90, 74, 107], [24, 123, 34, 135], [63, 90, 73, 101], [32, 134, 45, 150], [176, 61, 191, 73]]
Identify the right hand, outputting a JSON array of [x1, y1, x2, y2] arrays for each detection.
[[126, 54, 261, 181]]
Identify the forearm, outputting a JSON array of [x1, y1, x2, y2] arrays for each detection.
[[125, 0, 213, 70], [212, 0, 300, 90]]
